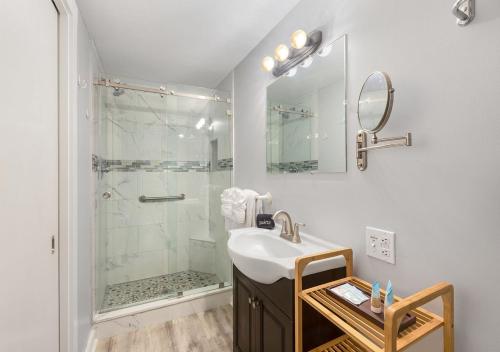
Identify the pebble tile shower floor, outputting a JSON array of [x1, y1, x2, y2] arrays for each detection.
[[101, 270, 221, 312]]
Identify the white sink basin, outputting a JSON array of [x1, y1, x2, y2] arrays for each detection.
[[228, 227, 346, 284]]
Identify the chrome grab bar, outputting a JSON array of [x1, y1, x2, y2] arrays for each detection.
[[139, 194, 186, 203]]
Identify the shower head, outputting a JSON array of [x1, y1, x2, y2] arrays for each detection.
[[113, 87, 125, 96]]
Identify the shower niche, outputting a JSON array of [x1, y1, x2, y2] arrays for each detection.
[[93, 79, 233, 313]]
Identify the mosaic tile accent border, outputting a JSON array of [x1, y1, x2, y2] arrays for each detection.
[[267, 160, 319, 173], [216, 158, 233, 171], [100, 270, 222, 312], [93, 155, 233, 173]]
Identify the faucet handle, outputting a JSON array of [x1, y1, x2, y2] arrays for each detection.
[[294, 222, 305, 233], [292, 222, 305, 243]]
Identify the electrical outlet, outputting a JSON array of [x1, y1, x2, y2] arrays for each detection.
[[365, 227, 396, 264]]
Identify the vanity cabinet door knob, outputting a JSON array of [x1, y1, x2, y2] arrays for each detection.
[[252, 299, 260, 309], [248, 297, 252, 305]]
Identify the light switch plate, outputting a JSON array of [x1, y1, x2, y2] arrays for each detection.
[[366, 226, 396, 264]]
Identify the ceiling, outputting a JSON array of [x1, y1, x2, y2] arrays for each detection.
[[77, 0, 302, 88]]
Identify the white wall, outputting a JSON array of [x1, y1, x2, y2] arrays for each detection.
[[77, 14, 103, 352], [233, 0, 500, 351]]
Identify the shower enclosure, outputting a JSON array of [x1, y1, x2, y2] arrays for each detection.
[[93, 79, 233, 313]]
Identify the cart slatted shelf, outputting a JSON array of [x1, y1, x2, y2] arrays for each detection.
[[295, 249, 454, 352]]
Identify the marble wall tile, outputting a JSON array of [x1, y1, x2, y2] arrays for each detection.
[[138, 171, 168, 196], [127, 250, 168, 282], [208, 170, 232, 284], [208, 100, 232, 161], [106, 226, 139, 258], [282, 117, 312, 162], [189, 239, 216, 274], [173, 221, 190, 273], [136, 124, 164, 160], [106, 199, 164, 228], [138, 224, 169, 253], [267, 100, 316, 165], [104, 173, 138, 201]]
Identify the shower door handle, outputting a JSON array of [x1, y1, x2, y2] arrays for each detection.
[[139, 194, 186, 203]]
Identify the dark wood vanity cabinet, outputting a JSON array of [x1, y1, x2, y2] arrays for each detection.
[[233, 265, 346, 352], [234, 272, 292, 352]]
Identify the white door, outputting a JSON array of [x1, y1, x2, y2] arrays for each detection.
[[0, 0, 59, 351]]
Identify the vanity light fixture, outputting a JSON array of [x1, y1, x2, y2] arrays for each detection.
[[300, 56, 314, 68], [261, 56, 275, 72], [284, 67, 297, 77], [317, 43, 333, 57], [261, 29, 323, 77], [290, 29, 308, 49], [274, 44, 290, 62]]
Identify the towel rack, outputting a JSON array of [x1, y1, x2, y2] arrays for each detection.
[[256, 192, 272, 203], [139, 194, 185, 203]]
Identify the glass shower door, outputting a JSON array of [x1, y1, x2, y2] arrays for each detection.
[[94, 85, 181, 312], [94, 82, 232, 313]]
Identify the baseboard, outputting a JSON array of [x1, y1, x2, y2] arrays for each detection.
[[85, 328, 97, 352]]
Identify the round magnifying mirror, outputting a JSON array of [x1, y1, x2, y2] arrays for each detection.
[[357, 72, 394, 133]]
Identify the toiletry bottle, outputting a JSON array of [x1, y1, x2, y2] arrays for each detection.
[[384, 280, 394, 316], [371, 282, 382, 313]]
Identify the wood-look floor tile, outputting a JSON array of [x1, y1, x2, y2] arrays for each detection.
[[95, 305, 233, 352]]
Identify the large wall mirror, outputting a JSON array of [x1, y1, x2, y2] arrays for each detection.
[[266, 35, 346, 174]]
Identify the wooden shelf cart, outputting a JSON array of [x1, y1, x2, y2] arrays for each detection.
[[295, 249, 454, 352]]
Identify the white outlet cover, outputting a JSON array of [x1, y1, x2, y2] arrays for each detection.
[[365, 226, 396, 264]]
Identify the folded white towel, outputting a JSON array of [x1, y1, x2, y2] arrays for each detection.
[[221, 187, 265, 229], [221, 203, 233, 219], [242, 189, 259, 227], [221, 187, 246, 224]]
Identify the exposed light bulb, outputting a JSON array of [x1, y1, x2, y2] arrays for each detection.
[[291, 29, 308, 49], [285, 67, 297, 77], [301, 56, 314, 68], [274, 44, 290, 62], [195, 118, 206, 130], [261, 56, 275, 72], [317, 44, 332, 57]]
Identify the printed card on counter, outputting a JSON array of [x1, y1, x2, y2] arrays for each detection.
[[328, 283, 369, 306]]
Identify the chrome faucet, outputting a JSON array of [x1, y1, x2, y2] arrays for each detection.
[[272, 210, 305, 243]]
